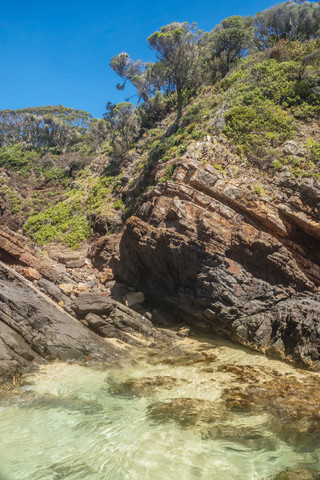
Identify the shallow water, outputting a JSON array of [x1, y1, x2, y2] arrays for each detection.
[[0, 336, 319, 480]]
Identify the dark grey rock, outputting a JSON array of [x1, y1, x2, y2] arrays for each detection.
[[0, 265, 119, 384], [71, 294, 116, 317], [37, 278, 70, 305]]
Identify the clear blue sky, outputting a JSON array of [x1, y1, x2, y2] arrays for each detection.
[[1, 0, 280, 118]]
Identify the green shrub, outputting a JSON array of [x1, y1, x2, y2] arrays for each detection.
[[113, 199, 124, 210], [272, 159, 283, 170], [224, 102, 295, 156], [0, 145, 38, 176], [86, 176, 112, 211], [24, 199, 90, 247], [307, 139, 320, 163], [158, 164, 176, 183]]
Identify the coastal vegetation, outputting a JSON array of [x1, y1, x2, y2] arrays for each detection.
[[0, 0, 319, 246]]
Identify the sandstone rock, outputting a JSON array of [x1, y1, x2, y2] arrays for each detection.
[[74, 282, 91, 295], [124, 291, 145, 307], [85, 313, 107, 331], [90, 157, 320, 368], [71, 293, 116, 317], [282, 140, 299, 156], [177, 327, 190, 337], [99, 268, 114, 284], [59, 283, 74, 296], [23, 267, 41, 281], [91, 212, 122, 235], [75, 299, 172, 344], [37, 278, 69, 305], [58, 253, 85, 268], [281, 140, 307, 158]]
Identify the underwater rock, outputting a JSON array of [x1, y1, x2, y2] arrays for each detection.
[[224, 373, 320, 448], [273, 468, 318, 480], [107, 375, 185, 397], [147, 397, 224, 427]]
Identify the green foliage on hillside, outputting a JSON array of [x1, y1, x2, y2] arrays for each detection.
[[0, 106, 109, 155], [24, 199, 90, 248], [1, 1, 320, 247], [22, 171, 125, 247]]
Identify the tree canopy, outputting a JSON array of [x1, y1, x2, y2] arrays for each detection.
[[109, 1, 320, 115], [0, 106, 105, 152]]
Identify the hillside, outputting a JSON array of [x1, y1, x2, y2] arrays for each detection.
[[0, 1, 320, 370]]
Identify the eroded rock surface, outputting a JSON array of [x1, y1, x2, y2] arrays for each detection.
[[90, 158, 320, 368], [0, 264, 119, 383]]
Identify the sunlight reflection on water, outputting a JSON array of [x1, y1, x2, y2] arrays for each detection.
[[0, 338, 319, 480]]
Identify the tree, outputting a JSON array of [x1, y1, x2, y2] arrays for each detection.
[[147, 22, 203, 119], [110, 54, 171, 104], [103, 102, 140, 158], [0, 106, 96, 152], [205, 16, 253, 79], [253, 1, 320, 50], [110, 23, 203, 120], [89, 119, 109, 152], [110, 53, 144, 92]]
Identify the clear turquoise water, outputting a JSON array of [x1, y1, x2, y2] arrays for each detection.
[[0, 338, 319, 480]]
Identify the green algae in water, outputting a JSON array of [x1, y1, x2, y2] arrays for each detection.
[[0, 340, 320, 480]]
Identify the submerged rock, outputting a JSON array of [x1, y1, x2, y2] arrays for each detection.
[[22, 393, 103, 414], [146, 345, 217, 366], [273, 468, 318, 480], [147, 397, 223, 427], [107, 375, 185, 397], [224, 372, 320, 449], [202, 424, 279, 451]]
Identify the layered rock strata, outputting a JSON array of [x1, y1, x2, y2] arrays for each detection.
[[0, 263, 121, 383], [0, 229, 176, 384], [91, 159, 320, 368]]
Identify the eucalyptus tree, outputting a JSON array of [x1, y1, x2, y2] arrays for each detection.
[[103, 102, 140, 158], [110, 22, 203, 123], [204, 16, 253, 79], [147, 22, 203, 119], [0, 106, 95, 151], [253, 1, 320, 50]]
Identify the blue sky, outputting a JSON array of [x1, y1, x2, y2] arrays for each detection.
[[1, 0, 281, 118]]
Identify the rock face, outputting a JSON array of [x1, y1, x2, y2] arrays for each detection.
[[91, 158, 320, 369], [0, 227, 175, 384], [0, 264, 119, 383], [71, 293, 172, 345]]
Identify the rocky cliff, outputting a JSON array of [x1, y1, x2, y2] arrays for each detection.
[[90, 150, 320, 369], [1, 42, 320, 375], [0, 262, 121, 383], [0, 227, 178, 383]]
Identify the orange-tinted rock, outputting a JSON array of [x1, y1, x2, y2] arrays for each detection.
[[99, 268, 114, 284], [59, 283, 74, 296], [74, 283, 91, 295], [23, 267, 41, 281]]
